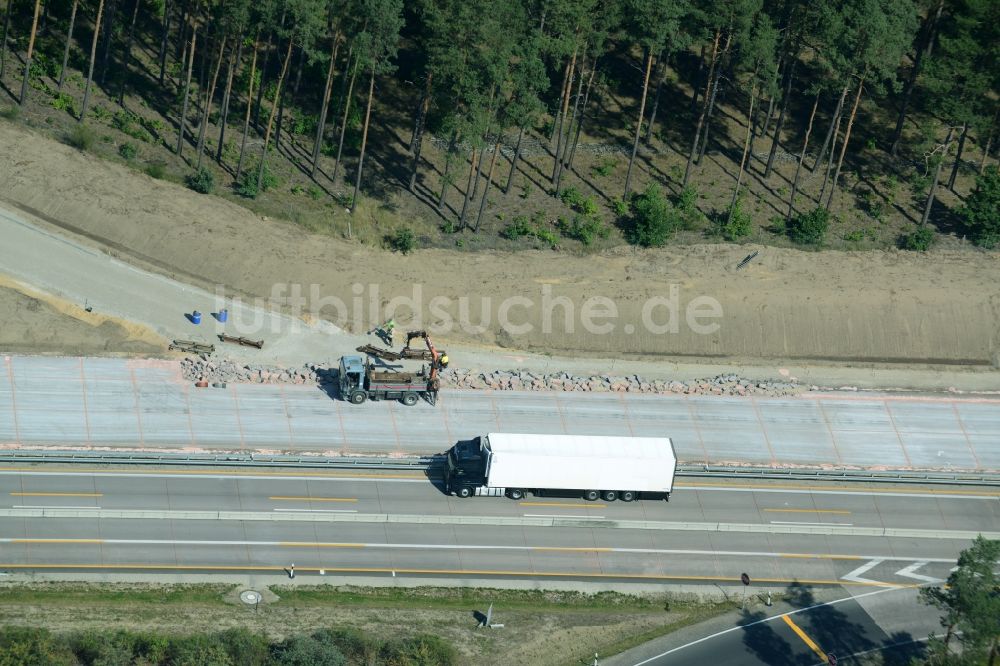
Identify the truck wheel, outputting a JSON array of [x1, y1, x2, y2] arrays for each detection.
[[349, 390, 367, 405], [584, 490, 600, 502], [620, 490, 636, 502], [401, 392, 419, 406], [456, 486, 472, 498], [507, 488, 524, 500], [602, 490, 617, 502]]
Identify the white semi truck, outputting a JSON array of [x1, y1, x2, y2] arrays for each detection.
[[443, 433, 677, 501]]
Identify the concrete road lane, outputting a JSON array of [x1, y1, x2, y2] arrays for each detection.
[[3, 356, 1000, 470], [0, 466, 993, 587]]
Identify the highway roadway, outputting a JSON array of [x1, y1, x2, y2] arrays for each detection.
[[3, 355, 1000, 471], [1, 465, 996, 588]]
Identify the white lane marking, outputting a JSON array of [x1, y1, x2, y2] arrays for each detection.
[[523, 514, 606, 519], [0, 538, 957, 563], [896, 561, 945, 583], [273, 509, 358, 513], [682, 485, 1000, 501], [842, 558, 886, 584], [770, 520, 854, 526], [13, 505, 102, 509], [628, 586, 911, 666]]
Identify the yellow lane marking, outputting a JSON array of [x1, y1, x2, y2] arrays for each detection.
[[782, 614, 828, 661], [0, 563, 910, 586], [780, 553, 863, 560], [520, 502, 607, 508], [11, 539, 103, 544], [676, 481, 1000, 497], [269, 496, 358, 503], [9, 492, 103, 497], [278, 542, 365, 548], [533, 547, 614, 553], [764, 508, 851, 515], [0, 467, 424, 480]]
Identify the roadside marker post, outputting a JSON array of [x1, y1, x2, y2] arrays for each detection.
[[741, 572, 751, 609]]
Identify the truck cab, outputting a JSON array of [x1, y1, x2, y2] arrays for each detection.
[[338, 355, 367, 403], [444, 437, 488, 496]]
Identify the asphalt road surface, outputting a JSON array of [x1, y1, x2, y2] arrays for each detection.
[[3, 356, 999, 470], [1, 465, 995, 586]]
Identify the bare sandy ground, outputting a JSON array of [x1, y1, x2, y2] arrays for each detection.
[[0, 276, 164, 356], [1, 120, 998, 366]]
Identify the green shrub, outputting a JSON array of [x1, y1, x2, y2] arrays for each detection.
[[395, 634, 459, 666], [534, 227, 559, 249], [612, 198, 629, 218], [961, 166, 1000, 247], [0, 105, 20, 120], [308, 185, 323, 201], [500, 215, 533, 240], [236, 161, 278, 198], [51, 92, 78, 116], [65, 123, 96, 151], [591, 157, 617, 177], [145, 162, 166, 179], [272, 633, 346, 666], [722, 199, 753, 241], [556, 214, 609, 246], [185, 167, 215, 194], [559, 186, 586, 210], [90, 105, 111, 122], [900, 226, 935, 251], [118, 141, 138, 160], [674, 186, 703, 229], [0, 627, 75, 665], [387, 228, 416, 254], [787, 206, 829, 246], [627, 184, 683, 247]]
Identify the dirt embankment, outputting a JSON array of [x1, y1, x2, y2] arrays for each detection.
[[1, 120, 998, 366]]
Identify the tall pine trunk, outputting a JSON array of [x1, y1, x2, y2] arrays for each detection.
[[79, 0, 106, 121], [555, 53, 585, 190], [690, 43, 705, 114], [311, 32, 340, 177], [551, 46, 577, 184], [947, 121, 968, 190], [253, 24, 276, 130], [158, 0, 170, 86], [216, 39, 240, 163], [459, 148, 479, 227], [729, 80, 757, 217], [196, 35, 225, 170], [890, 0, 944, 157], [257, 38, 292, 193], [787, 91, 819, 219], [474, 141, 501, 232], [550, 55, 572, 143], [58, 0, 79, 92], [175, 23, 196, 156], [19, 0, 42, 106], [921, 126, 954, 225], [566, 64, 597, 172], [825, 75, 864, 210], [697, 34, 731, 165], [504, 127, 524, 194], [0, 0, 12, 80], [349, 65, 376, 215], [684, 29, 721, 186], [980, 107, 999, 175], [437, 130, 457, 210], [764, 59, 796, 178], [236, 37, 258, 180], [117, 0, 140, 105], [645, 52, 667, 144], [332, 48, 359, 184], [407, 70, 433, 192], [623, 50, 653, 199], [98, 0, 117, 85], [814, 85, 847, 173]]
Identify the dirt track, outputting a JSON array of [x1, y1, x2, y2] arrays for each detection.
[[1, 120, 998, 366]]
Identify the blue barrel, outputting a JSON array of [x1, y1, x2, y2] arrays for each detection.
[[191, 311, 202, 325], [217, 309, 228, 323]]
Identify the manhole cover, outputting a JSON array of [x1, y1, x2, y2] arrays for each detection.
[[240, 590, 262, 605]]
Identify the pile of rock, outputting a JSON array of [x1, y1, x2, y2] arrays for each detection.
[[441, 369, 805, 397], [180, 357, 330, 385], [180, 357, 807, 397]]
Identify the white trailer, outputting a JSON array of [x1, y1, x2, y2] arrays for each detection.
[[443, 433, 677, 502]]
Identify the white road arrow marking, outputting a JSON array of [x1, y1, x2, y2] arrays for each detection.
[[842, 558, 885, 584], [896, 561, 945, 584]]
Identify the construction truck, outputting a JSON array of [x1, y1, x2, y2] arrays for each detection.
[[443, 433, 677, 501], [339, 330, 449, 406]]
